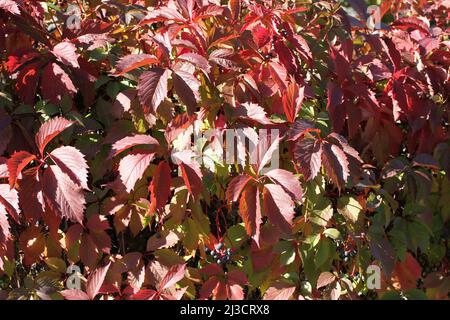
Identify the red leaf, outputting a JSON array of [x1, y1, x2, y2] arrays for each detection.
[[268, 61, 288, 91], [0, 205, 11, 246], [226, 174, 252, 203], [130, 289, 158, 300], [294, 139, 323, 181], [228, 0, 240, 20], [257, 133, 281, 174], [114, 54, 159, 76], [274, 40, 297, 74], [65, 224, 83, 249], [111, 134, 159, 157], [282, 80, 304, 123], [0, 157, 7, 179], [113, 89, 135, 116], [0, 110, 11, 156], [393, 253, 422, 291], [382, 37, 402, 72], [15, 62, 41, 105], [87, 262, 111, 300], [86, 214, 110, 232], [391, 79, 407, 121], [287, 120, 314, 141], [194, 4, 224, 21], [42, 203, 61, 237], [317, 272, 337, 289], [263, 281, 296, 300], [288, 34, 312, 64], [149, 161, 172, 212], [392, 17, 431, 35], [173, 69, 200, 113], [226, 279, 245, 300], [199, 277, 221, 299], [327, 133, 362, 163], [327, 133, 362, 180], [322, 142, 349, 189], [234, 102, 271, 125], [0, 184, 18, 245], [119, 151, 156, 193], [52, 41, 80, 68], [330, 46, 352, 82], [326, 82, 345, 133], [239, 183, 262, 245], [60, 289, 89, 300], [173, 151, 203, 199], [177, 53, 211, 73], [227, 269, 247, 286], [0, 183, 20, 224], [6, 50, 38, 73], [75, 33, 112, 51], [35, 117, 74, 157], [18, 170, 44, 221], [138, 67, 171, 114], [71, 58, 98, 108], [209, 48, 236, 69], [7, 151, 36, 189], [79, 233, 97, 268], [42, 165, 85, 225], [49, 146, 89, 190], [264, 169, 303, 201], [147, 230, 179, 251], [263, 184, 295, 234], [41, 63, 77, 105], [141, 7, 185, 24], [380, 0, 394, 18], [164, 114, 196, 145], [0, 0, 20, 14], [158, 264, 186, 291]]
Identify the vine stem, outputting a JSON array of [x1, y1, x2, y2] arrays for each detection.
[[49, 8, 63, 39], [121, 232, 126, 255], [75, 0, 85, 14]]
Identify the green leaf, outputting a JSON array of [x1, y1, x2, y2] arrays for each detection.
[[314, 238, 331, 268], [45, 257, 67, 274], [310, 197, 333, 226], [106, 82, 121, 99], [380, 291, 403, 300], [225, 223, 247, 248], [405, 289, 428, 300], [323, 228, 340, 240], [2, 257, 15, 278], [304, 233, 321, 247], [407, 220, 430, 252], [182, 218, 200, 253], [337, 196, 362, 223], [389, 227, 407, 260], [275, 241, 296, 266]]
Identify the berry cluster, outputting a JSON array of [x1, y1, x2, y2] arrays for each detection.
[[353, 272, 361, 281], [336, 237, 357, 262], [278, 28, 288, 37], [205, 243, 234, 265]]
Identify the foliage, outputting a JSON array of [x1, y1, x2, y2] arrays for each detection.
[[0, 0, 449, 300]]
